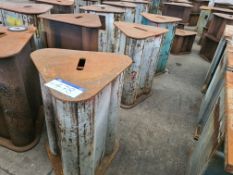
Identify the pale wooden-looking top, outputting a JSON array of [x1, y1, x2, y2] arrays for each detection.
[[0, 27, 34, 58], [175, 29, 197, 36], [39, 13, 101, 28], [200, 5, 233, 13], [163, 2, 193, 7], [225, 25, 233, 39], [31, 48, 132, 102], [36, 0, 74, 6], [102, 1, 136, 8], [225, 52, 233, 172], [227, 45, 233, 68], [213, 13, 233, 20], [168, 0, 192, 4], [142, 13, 182, 23], [0, 2, 52, 14], [121, 0, 150, 4], [114, 21, 167, 39], [80, 5, 125, 13]]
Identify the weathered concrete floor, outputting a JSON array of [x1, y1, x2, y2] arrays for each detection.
[[0, 38, 210, 175]]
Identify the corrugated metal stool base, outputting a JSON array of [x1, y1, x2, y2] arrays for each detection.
[[121, 91, 152, 109], [46, 141, 120, 175], [0, 106, 44, 152]]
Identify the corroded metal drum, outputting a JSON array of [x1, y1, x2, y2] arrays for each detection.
[[39, 13, 101, 51], [0, 2, 52, 48], [114, 21, 167, 108], [142, 13, 181, 74], [0, 27, 43, 152], [31, 48, 131, 175]]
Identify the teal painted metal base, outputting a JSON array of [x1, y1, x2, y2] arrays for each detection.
[[149, 0, 161, 14], [142, 17, 177, 74]]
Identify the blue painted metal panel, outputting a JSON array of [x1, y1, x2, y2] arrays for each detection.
[[142, 17, 177, 74]]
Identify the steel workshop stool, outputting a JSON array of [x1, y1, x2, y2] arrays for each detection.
[[31, 48, 132, 175], [142, 13, 181, 75], [0, 27, 43, 152], [80, 4, 125, 52], [162, 2, 193, 27], [171, 29, 197, 54], [114, 21, 167, 108], [102, 1, 136, 22], [36, 0, 75, 14], [75, 0, 100, 12], [121, 0, 150, 23], [39, 13, 101, 51], [0, 2, 52, 48]]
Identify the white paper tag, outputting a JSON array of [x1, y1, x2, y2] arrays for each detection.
[[45, 78, 84, 98]]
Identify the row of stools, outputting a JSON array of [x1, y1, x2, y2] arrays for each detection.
[[0, 1, 186, 175]]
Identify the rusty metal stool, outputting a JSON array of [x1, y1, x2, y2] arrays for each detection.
[[36, 0, 75, 14], [114, 21, 167, 108], [80, 4, 124, 52], [171, 29, 197, 54], [188, 0, 209, 26], [162, 2, 193, 25], [0, 27, 43, 152], [142, 13, 181, 75], [121, 0, 150, 23], [102, 1, 136, 22], [76, 0, 100, 12], [31, 48, 131, 175], [39, 13, 101, 51], [0, 2, 52, 48], [149, 0, 161, 14], [200, 13, 233, 62]]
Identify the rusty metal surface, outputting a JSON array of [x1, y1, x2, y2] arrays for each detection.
[[162, 2, 193, 24], [81, 5, 125, 52], [31, 48, 132, 102], [0, 27, 34, 58], [0, 27, 43, 151], [171, 29, 197, 54], [207, 13, 233, 41], [0, 2, 52, 15], [39, 13, 102, 51], [114, 21, 168, 39], [0, 3, 51, 49], [36, 0, 75, 14], [102, 1, 136, 22], [75, 0, 100, 13], [114, 21, 166, 108]]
